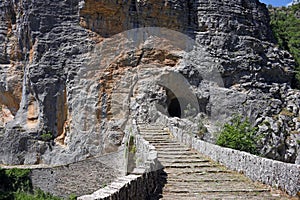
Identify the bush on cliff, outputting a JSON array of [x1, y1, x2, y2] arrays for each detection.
[[216, 115, 259, 155]]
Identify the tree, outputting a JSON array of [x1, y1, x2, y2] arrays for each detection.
[[269, 3, 300, 88]]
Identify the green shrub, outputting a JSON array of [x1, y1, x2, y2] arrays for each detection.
[[216, 115, 259, 155], [0, 168, 61, 200], [1, 168, 32, 193]]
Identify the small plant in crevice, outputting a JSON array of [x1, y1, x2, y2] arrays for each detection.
[[129, 144, 137, 154], [40, 132, 53, 142], [197, 120, 208, 138], [68, 193, 77, 200], [128, 135, 137, 154], [216, 115, 259, 155], [126, 134, 137, 173]]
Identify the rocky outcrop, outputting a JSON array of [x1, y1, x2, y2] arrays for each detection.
[[0, 0, 299, 166]]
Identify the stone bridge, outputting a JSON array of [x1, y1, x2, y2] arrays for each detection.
[[79, 118, 300, 200], [1, 118, 299, 199]]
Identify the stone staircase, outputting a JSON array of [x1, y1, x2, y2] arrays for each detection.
[[138, 123, 292, 200]]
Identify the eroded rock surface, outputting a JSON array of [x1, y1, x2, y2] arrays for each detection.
[[0, 0, 299, 165]]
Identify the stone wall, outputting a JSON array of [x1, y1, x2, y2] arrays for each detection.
[[1, 156, 121, 198], [167, 121, 300, 196], [78, 124, 162, 200]]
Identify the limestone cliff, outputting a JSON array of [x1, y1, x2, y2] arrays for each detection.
[[0, 0, 299, 165]]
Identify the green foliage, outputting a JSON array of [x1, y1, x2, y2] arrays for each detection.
[[128, 135, 136, 154], [68, 194, 77, 200], [41, 132, 53, 141], [216, 115, 259, 155], [0, 168, 32, 193], [11, 189, 61, 200], [197, 120, 208, 138], [0, 168, 61, 200], [269, 4, 300, 88], [129, 145, 137, 154]]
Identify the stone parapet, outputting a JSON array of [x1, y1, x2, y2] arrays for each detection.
[[168, 124, 300, 196]]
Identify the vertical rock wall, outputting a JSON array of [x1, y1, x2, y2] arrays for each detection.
[[0, 0, 299, 165]]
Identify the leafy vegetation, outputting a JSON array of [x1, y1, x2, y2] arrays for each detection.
[[128, 135, 136, 154], [8, 189, 61, 200], [0, 168, 61, 200], [0, 168, 32, 193], [216, 115, 259, 155], [68, 194, 77, 200], [269, 3, 300, 88], [40, 132, 53, 142]]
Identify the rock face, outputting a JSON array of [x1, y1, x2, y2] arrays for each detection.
[[0, 0, 299, 165]]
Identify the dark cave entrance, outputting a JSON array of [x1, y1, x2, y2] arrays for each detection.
[[165, 89, 182, 118], [168, 97, 181, 118]]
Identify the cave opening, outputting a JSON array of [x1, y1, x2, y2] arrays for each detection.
[[168, 97, 181, 118]]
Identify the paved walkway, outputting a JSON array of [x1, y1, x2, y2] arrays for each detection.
[[138, 123, 292, 200]]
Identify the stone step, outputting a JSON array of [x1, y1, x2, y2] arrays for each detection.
[[163, 162, 218, 168], [161, 194, 199, 200], [139, 130, 167, 133], [158, 158, 210, 164], [164, 167, 230, 174], [163, 186, 270, 194], [150, 143, 183, 147], [154, 145, 188, 149], [155, 146, 191, 153], [157, 154, 206, 159], [141, 132, 170, 136], [161, 192, 284, 200], [167, 172, 250, 182], [142, 134, 172, 138], [158, 151, 198, 156], [146, 142, 180, 146], [155, 147, 191, 152], [138, 126, 164, 129], [142, 136, 171, 140], [163, 176, 269, 188], [166, 178, 244, 183], [142, 135, 175, 140]]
